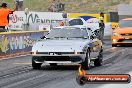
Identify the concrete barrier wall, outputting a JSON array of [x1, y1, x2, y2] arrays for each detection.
[[0, 31, 48, 59]]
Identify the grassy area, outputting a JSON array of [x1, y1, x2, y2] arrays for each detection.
[[2, 0, 132, 13]]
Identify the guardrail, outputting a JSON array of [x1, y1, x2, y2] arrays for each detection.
[[0, 30, 48, 59]]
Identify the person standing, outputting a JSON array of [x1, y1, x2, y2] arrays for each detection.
[[0, 2, 16, 32], [14, 0, 23, 11], [99, 12, 104, 22], [14, 0, 18, 11], [99, 12, 105, 42], [48, 0, 58, 12], [99, 20, 105, 42], [18, 0, 23, 11]]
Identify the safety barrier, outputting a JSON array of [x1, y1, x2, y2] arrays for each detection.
[[0, 30, 48, 59]]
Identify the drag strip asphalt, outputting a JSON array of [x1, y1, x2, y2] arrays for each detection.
[[0, 41, 131, 88]]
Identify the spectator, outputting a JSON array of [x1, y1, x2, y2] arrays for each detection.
[[14, 0, 19, 11], [0, 2, 16, 32], [56, 0, 65, 12], [99, 12, 104, 22], [59, 21, 64, 26], [18, 0, 23, 10], [14, 0, 23, 11], [98, 12, 105, 43], [48, 0, 65, 12], [99, 20, 105, 42], [48, 0, 58, 12]]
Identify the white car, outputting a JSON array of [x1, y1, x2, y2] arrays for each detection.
[[31, 26, 103, 70]]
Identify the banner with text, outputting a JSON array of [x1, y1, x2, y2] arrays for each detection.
[[0, 31, 48, 57]]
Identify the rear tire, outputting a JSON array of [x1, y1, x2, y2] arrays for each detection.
[[81, 49, 91, 70], [32, 56, 42, 69], [50, 63, 57, 66], [94, 48, 103, 66]]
